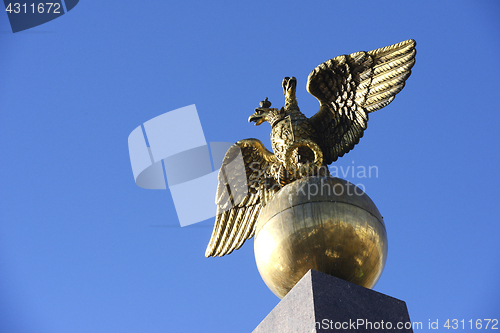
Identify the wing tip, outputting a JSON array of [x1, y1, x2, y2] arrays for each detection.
[[404, 38, 416, 47]]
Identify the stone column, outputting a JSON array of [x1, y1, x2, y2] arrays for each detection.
[[253, 270, 413, 333]]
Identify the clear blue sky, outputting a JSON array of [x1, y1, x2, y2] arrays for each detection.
[[1, 1, 499, 332]]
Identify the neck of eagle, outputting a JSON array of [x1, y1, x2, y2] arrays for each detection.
[[284, 97, 305, 120], [285, 95, 298, 111]]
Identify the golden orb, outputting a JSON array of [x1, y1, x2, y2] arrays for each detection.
[[254, 176, 387, 299]]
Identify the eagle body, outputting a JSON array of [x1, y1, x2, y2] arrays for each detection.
[[269, 103, 322, 185], [206, 39, 416, 257]]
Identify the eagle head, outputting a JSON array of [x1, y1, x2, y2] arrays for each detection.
[[282, 76, 296, 101], [248, 97, 285, 127]]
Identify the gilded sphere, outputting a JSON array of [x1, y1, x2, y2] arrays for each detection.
[[254, 176, 387, 299]]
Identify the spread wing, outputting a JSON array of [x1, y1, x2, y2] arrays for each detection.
[[307, 39, 416, 164], [205, 139, 278, 257]]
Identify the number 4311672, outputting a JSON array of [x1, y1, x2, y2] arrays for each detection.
[[5, 3, 61, 14], [444, 319, 498, 330]]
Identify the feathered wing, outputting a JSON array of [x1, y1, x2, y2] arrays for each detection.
[[307, 39, 416, 164], [205, 139, 278, 257]]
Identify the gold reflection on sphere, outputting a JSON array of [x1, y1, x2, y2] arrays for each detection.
[[254, 176, 387, 299]]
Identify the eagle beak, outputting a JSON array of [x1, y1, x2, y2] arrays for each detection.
[[249, 107, 270, 126], [248, 112, 265, 126]]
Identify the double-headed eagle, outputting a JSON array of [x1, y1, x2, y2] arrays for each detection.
[[206, 39, 416, 257]]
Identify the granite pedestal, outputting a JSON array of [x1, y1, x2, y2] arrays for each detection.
[[253, 270, 412, 333]]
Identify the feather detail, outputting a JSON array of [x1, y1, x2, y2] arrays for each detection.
[[205, 139, 279, 257], [307, 39, 416, 164]]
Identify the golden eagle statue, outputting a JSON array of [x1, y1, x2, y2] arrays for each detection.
[[205, 39, 416, 257]]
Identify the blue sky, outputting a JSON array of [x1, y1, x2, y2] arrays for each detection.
[[1, 1, 499, 332]]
